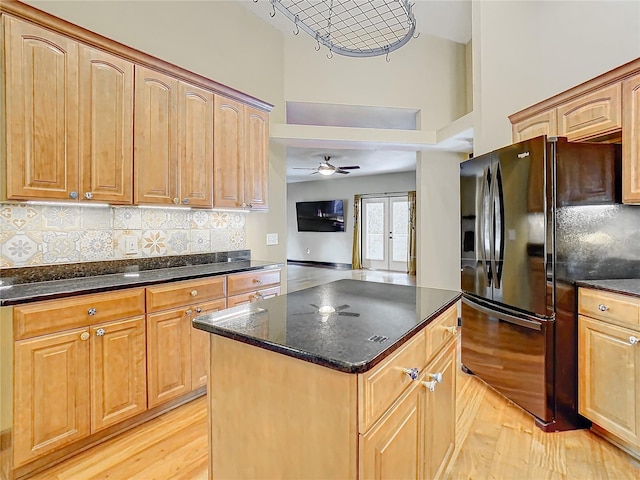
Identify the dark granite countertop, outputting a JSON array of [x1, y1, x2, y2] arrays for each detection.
[[575, 279, 640, 298], [0, 259, 283, 306], [193, 279, 461, 374]]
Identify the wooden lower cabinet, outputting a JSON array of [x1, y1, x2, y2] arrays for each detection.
[[191, 299, 226, 389]]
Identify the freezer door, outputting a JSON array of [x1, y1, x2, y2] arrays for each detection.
[[492, 136, 549, 316], [460, 152, 493, 300], [461, 295, 554, 423]]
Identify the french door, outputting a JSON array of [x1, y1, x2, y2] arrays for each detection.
[[362, 196, 409, 271]]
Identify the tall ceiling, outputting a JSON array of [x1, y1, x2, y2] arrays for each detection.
[[242, 1, 473, 183]]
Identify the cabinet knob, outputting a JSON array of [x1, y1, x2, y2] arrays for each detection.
[[88, 308, 97, 316], [241, 202, 247, 208], [444, 325, 458, 336], [422, 380, 437, 392], [191, 290, 198, 297], [252, 292, 263, 302], [248, 203, 254, 209], [195, 307, 202, 314], [84, 192, 93, 199], [429, 372, 443, 383], [630, 336, 639, 345], [598, 304, 609, 312], [402, 367, 419, 381], [185, 309, 193, 316], [183, 198, 189, 204], [253, 278, 263, 284], [173, 198, 180, 204], [80, 332, 90, 341], [96, 328, 105, 337], [69, 191, 79, 199]]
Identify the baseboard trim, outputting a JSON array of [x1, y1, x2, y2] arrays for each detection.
[[287, 260, 352, 270]]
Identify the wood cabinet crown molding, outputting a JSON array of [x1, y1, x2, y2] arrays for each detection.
[[509, 57, 640, 124], [0, 0, 273, 113]]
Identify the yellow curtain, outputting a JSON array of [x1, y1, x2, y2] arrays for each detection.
[[407, 191, 416, 275], [351, 194, 362, 269]]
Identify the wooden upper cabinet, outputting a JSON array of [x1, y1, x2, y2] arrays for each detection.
[[623, 72, 640, 204], [557, 83, 622, 141], [178, 82, 214, 207], [79, 45, 134, 204], [4, 16, 79, 201], [214, 96, 244, 208], [512, 109, 557, 143], [244, 106, 269, 210], [134, 66, 179, 205]]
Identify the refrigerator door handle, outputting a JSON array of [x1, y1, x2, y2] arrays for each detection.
[[493, 161, 505, 287], [488, 161, 497, 288], [479, 165, 491, 284], [462, 296, 542, 331]]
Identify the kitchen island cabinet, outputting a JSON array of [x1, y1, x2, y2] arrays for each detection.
[[193, 280, 460, 479]]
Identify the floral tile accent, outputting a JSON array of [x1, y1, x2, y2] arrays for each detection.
[[81, 207, 112, 229], [81, 230, 114, 261], [167, 210, 190, 229], [190, 230, 211, 253], [229, 212, 246, 229], [211, 212, 230, 229], [141, 209, 170, 229], [1, 231, 42, 266], [190, 210, 210, 229], [229, 229, 246, 249], [113, 207, 142, 229], [210, 229, 229, 251], [42, 231, 81, 263], [141, 230, 167, 256], [42, 205, 81, 230], [166, 230, 190, 255], [0, 203, 40, 231]]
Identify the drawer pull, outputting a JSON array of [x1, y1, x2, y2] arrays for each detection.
[[402, 367, 419, 381], [196, 307, 202, 313], [88, 308, 97, 316], [80, 332, 90, 341], [429, 372, 443, 383], [253, 278, 263, 284], [191, 290, 198, 297], [252, 292, 264, 302], [96, 328, 105, 337], [630, 336, 639, 345], [598, 304, 609, 312], [444, 325, 458, 335], [423, 373, 443, 392]]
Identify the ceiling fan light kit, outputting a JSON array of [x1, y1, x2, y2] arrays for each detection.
[[257, 0, 417, 58]]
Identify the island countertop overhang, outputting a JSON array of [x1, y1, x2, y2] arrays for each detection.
[[193, 279, 461, 374]]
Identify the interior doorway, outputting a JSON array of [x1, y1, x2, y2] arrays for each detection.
[[361, 195, 409, 271]]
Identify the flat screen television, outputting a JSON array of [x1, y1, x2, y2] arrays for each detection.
[[296, 200, 345, 232]]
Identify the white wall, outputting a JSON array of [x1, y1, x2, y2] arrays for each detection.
[[472, 0, 640, 154], [26, 0, 289, 282], [287, 172, 416, 264]]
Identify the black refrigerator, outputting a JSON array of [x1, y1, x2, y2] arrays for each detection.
[[460, 135, 640, 431]]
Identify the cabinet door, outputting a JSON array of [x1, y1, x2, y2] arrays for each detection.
[[178, 81, 214, 208], [14, 329, 90, 467], [214, 96, 244, 208], [623, 72, 640, 204], [90, 316, 147, 432], [512, 109, 556, 143], [557, 83, 622, 141], [359, 382, 423, 480], [190, 299, 226, 389], [244, 106, 269, 210], [134, 66, 179, 205], [4, 16, 79, 201], [423, 339, 457, 480], [79, 45, 134, 204], [579, 315, 639, 446], [146, 309, 192, 407]]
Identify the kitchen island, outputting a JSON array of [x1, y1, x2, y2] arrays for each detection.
[[193, 279, 461, 479]]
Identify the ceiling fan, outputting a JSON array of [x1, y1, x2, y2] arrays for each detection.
[[293, 156, 361, 176]]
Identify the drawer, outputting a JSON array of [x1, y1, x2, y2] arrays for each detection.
[[579, 288, 640, 327], [14, 288, 146, 340], [146, 276, 226, 313], [227, 269, 281, 296], [425, 305, 458, 360], [358, 330, 427, 434], [227, 286, 281, 308]]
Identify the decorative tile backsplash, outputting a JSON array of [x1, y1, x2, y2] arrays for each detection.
[[0, 203, 247, 268]]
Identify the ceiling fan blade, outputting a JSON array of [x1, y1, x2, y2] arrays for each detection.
[[293, 167, 317, 170], [338, 166, 360, 170], [335, 169, 350, 174]]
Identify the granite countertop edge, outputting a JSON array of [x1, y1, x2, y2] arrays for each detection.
[[0, 261, 284, 306], [194, 291, 462, 374], [575, 279, 640, 298]]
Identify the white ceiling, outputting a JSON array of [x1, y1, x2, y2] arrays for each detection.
[[242, 1, 473, 183]]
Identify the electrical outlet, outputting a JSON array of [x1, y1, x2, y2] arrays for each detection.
[[266, 233, 278, 245], [306, 248, 311, 255], [124, 236, 138, 255]]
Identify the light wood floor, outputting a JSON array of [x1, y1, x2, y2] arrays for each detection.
[[32, 266, 639, 479]]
